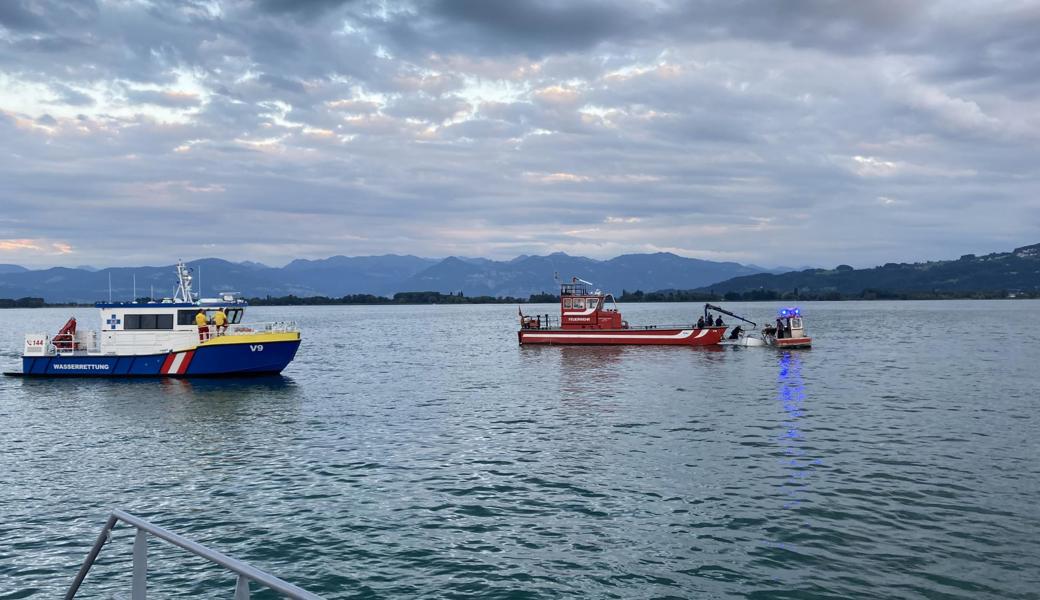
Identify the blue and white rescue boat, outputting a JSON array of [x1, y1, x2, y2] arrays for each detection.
[[5, 261, 301, 377]]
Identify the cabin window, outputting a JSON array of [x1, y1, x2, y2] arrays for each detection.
[[573, 298, 585, 310], [179, 308, 242, 325], [124, 313, 173, 330], [563, 298, 572, 309]]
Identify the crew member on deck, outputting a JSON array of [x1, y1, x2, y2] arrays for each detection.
[[196, 309, 210, 341], [715, 315, 724, 326], [213, 307, 228, 336], [697, 316, 705, 329]]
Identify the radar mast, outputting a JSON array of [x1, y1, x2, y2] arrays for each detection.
[[173, 260, 196, 304]]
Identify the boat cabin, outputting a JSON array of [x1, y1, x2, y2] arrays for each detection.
[[559, 279, 623, 329], [92, 297, 247, 354], [769, 307, 808, 340]]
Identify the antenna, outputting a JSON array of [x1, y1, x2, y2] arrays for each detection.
[[108, 272, 112, 303], [173, 260, 196, 303]]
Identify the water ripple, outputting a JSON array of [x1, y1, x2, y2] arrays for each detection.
[[0, 302, 1038, 598]]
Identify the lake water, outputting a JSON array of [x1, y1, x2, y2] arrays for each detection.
[[0, 301, 1038, 599]]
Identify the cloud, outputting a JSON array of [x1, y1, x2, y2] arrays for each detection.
[[48, 83, 95, 107], [0, 238, 74, 255], [0, 239, 41, 252], [0, 1, 49, 32], [253, 0, 359, 20], [125, 89, 202, 108], [0, 0, 1036, 269]]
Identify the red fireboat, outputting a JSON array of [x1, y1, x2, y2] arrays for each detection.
[[518, 277, 728, 346]]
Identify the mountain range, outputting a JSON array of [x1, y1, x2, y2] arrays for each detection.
[[699, 243, 1040, 296], [4, 243, 1033, 303], [0, 252, 773, 303]]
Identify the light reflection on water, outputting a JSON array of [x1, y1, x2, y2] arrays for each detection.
[[777, 352, 813, 511]]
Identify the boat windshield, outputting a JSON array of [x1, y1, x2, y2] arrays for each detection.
[[177, 308, 245, 325], [560, 282, 591, 296]]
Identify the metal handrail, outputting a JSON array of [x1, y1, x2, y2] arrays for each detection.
[[66, 509, 323, 599], [50, 332, 101, 354], [226, 321, 300, 334]]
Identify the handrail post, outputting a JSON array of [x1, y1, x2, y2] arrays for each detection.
[[235, 574, 251, 599], [132, 528, 147, 599], [65, 514, 118, 600]]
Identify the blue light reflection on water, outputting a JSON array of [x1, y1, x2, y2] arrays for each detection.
[[777, 351, 814, 512], [757, 350, 821, 580]]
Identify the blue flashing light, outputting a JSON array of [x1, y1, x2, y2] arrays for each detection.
[[778, 306, 803, 317]]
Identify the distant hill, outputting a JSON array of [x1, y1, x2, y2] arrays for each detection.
[[399, 252, 764, 297], [280, 255, 438, 295], [0, 252, 769, 303], [699, 243, 1040, 297], [0, 264, 28, 274]]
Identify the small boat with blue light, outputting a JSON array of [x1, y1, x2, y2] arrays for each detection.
[[5, 261, 301, 377], [763, 307, 812, 349]]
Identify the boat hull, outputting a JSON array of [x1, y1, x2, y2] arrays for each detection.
[[518, 326, 726, 346], [722, 334, 767, 347], [765, 335, 812, 349], [15, 334, 300, 377]]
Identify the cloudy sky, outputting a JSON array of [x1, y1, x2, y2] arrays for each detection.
[[1, 0, 1037, 269]]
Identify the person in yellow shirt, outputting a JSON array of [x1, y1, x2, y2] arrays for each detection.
[[213, 307, 228, 336], [195, 309, 210, 341]]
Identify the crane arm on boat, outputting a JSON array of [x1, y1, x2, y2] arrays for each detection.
[[53, 317, 78, 352], [703, 303, 757, 327]]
